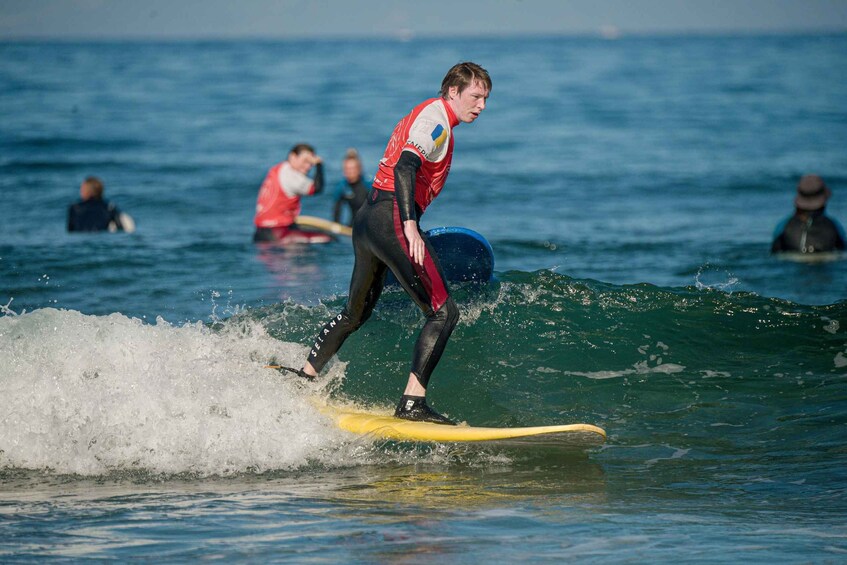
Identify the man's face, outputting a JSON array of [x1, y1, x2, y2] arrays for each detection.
[[289, 150, 315, 174], [447, 80, 489, 123]]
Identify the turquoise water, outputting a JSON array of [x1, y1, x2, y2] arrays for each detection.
[[2, 35, 847, 561]]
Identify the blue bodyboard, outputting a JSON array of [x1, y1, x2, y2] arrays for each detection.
[[388, 226, 494, 284]]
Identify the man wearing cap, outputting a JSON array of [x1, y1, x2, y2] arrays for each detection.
[[771, 174, 846, 254]]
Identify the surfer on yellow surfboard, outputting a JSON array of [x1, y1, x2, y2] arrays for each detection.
[[275, 63, 492, 426]]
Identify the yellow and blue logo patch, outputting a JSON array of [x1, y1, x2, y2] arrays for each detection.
[[431, 124, 447, 147]]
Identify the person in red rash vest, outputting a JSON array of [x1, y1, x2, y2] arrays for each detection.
[[293, 62, 492, 425], [253, 143, 332, 244]]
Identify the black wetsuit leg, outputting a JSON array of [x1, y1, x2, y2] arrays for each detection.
[[308, 189, 459, 388], [307, 208, 387, 370]]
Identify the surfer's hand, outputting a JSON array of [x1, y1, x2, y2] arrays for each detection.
[[403, 220, 425, 266]]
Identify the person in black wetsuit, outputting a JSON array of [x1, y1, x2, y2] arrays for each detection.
[[332, 148, 369, 227], [771, 174, 846, 254], [291, 62, 492, 425], [67, 176, 126, 232]]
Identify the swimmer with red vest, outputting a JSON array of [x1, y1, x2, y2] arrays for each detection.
[[253, 143, 333, 244]]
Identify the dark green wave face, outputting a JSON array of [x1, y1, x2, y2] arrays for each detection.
[[258, 270, 846, 432], [256, 270, 846, 493]]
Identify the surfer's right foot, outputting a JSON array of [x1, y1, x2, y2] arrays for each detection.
[[270, 365, 316, 380], [394, 395, 457, 426]]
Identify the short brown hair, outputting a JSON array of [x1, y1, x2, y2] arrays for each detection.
[[289, 143, 316, 156], [440, 62, 491, 98], [82, 176, 104, 199]]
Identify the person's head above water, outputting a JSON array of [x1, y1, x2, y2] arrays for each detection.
[[341, 148, 363, 184], [287, 143, 320, 175], [795, 174, 831, 212], [440, 62, 491, 124], [80, 176, 104, 201]]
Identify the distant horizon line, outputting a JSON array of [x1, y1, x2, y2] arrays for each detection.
[[2, 27, 846, 43]]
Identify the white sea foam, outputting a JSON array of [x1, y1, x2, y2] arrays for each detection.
[[563, 362, 686, 380], [0, 308, 353, 476], [693, 264, 740, 293]]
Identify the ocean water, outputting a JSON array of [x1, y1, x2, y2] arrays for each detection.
[[2, 35, 847, 562]]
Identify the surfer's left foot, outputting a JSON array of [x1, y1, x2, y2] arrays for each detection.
[[394, 395, 457, 425], [296, 369, 315, 380]]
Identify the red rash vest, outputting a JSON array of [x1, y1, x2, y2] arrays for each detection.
[[372, 97, 460, 213]]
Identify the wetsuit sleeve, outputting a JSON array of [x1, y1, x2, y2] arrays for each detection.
[[312, 163, 324, 195], [332, 179, 346, 200], [770, 215, 791, 253], [333, 198, 343, 223], [331, 179, 347, 222], [103, 202, 123, 232], [394, 150, 422, 223], [834, 218, 847, 250]]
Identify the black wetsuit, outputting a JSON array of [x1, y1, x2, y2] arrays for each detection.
[[67, 199, 123, 232], [332, 177, 369, 226], [771, 210, 847, 253], [308, 184, 459, 388], [306, 96, 463, 423]]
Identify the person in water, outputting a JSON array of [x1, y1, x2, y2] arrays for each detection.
[[332, 148, 369, 226], [292, 62, 492, 425], [67, 176, 127, 232], [771, 174, 846, 254], [253, 143, 332, 244]]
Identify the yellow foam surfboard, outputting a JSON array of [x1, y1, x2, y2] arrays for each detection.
[[296, 215, 352, 237], [321, 404, 606, 447]]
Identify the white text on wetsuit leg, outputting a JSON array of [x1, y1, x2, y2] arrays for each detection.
[[311, 314, 344, 358]]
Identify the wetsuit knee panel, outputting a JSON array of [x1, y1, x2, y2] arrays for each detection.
[[335, 310, 365, 332], [445, 297, 459, 327], [431, 296, 459, 328], [350, 309, 372, 329]]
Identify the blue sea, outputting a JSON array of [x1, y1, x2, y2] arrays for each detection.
[[2, 34, 847, 562]]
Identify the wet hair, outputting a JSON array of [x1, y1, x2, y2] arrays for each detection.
[[82, 176, 104, 199], [342, 147, 361, 164], [289, 143, 316, 156], [439, 62, 492, 99]]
